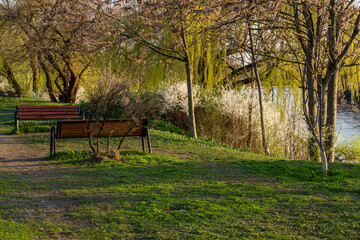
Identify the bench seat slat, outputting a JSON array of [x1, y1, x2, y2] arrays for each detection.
[[60, 130, 145, 136], [19, 112, 80, 116], [18, 106, 78, 109], [18, 109, 79, 113], [60, 128, 145, 133], [18, 115, 82, 120], [59, 132, 145, 138], [60, 124, 143, 131]]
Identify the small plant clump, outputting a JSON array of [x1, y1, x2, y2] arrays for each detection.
[[84, 74, 163, 161]]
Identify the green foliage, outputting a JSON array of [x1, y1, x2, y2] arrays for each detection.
[[151, 120, 187, 135], [335, 136, 360, 163]]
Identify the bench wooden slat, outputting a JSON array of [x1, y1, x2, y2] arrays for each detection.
[[60, 127, 145, 133], [18, 106, 78, 109], [60, 130, 145, 136], [19, 112, 80, 116], [18, 115, 82, 120], [59, 131, 146, 138], [59, 123, 142, 131], [18, 109, 79, 113]]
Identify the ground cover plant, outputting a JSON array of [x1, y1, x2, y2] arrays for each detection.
[[0, 100, 360, 239]]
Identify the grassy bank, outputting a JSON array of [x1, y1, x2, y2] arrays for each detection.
[[0, 100, 359, 239]]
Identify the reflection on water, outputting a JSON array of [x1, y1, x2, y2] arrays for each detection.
[[337, 107, 360, 142]]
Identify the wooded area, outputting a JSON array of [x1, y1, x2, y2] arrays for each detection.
[[1, 0, 360, 175]]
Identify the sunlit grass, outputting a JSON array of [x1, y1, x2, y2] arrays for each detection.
[[0, 100, 359, 239]]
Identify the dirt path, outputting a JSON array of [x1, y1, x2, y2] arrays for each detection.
[[0, 131, 78, 231], [0, 132, 53, 179]]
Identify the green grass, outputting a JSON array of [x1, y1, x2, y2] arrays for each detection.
[[0, 100, 360, 239]]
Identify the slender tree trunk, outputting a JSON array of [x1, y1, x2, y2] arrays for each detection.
[[248, 22, 269, 155], [185, 60, 197, 139], [179, 22, 197, 139], [307, 71, 321, 162], [325, 69, 338, 162], [247, 69, 255, 149]]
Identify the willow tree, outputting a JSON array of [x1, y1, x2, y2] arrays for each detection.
[[110, 0, 255, 138], [0, 9, 27, 94]]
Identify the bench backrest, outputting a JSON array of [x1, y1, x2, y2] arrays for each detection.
[[56, 119, 148, 139], [17, 105, 82, 120]]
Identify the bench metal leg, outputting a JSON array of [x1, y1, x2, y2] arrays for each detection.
[[146, 129, 152, 153], [50, 125, 56, 155], [142, 136, 145, 152], [15, 112, 18, 131], [50, 126, 53, 155]]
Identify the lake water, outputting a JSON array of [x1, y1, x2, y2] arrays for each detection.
[[337, 107, 360, 142], [269, 88, 359, 142]]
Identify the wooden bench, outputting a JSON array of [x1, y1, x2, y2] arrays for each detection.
[[15, 105, 85, 131], [50, 118, 151, 155]]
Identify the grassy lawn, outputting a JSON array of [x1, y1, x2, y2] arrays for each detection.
[[0, 100, 359, 239]]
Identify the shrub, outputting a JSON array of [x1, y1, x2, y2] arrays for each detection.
[[158, 82, 309, 159], [84, 74, 163, 160]]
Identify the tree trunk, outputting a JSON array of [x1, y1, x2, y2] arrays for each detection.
[[30, 55, 39, 92], [325, 69, 338, 162], [307, 72, 321, 162], [247, 72, 255, 149], [248, 22, 269, 155], [2, 60, 21, 93], [185, 60, 197, 139], [38, 57, 58, 102]]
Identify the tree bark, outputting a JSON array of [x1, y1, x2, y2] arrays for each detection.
[[38, 56, 58, 102], [185, 60, 197, 139], [306, 64, 321, 162], [247, 71, 255, 149], [325, 69, 338, 162], [30, 54, 39, 92], [248, 23, 269, 155], [2, 60, 21, 93]]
